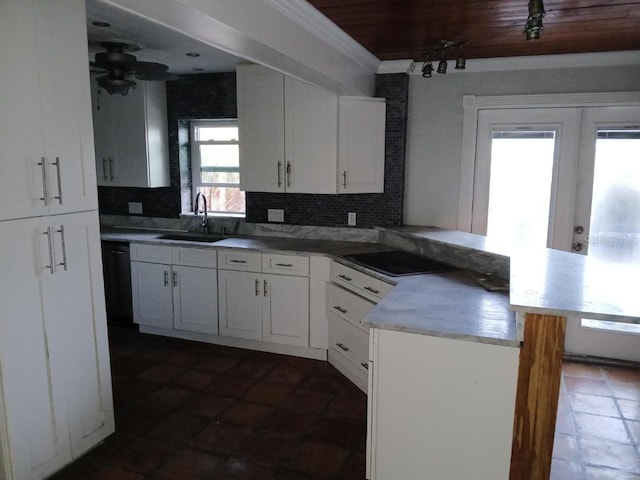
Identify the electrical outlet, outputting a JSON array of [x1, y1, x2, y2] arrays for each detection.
[[128, 202, 143, 215], [348, 212, 357, 226], [267, 208, 285, 222]]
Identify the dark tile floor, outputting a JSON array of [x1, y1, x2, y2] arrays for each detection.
[[51, 325, 640, 479], [552, 361, 640, 479], [51, 326, 367, 480]]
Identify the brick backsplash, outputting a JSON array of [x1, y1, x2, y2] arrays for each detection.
[[97, 72, 408, 227]]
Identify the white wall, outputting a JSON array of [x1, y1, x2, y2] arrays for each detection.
[[404, 64, 640, 229]]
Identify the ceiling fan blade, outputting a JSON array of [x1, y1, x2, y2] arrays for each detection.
[[129, 61, 179, 81]]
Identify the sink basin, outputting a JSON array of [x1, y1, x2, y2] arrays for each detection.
[[343, 250, 457, 277], [157, 233, 229, 243]]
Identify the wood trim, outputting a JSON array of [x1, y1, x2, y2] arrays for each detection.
[[510, 313, 567, 480]]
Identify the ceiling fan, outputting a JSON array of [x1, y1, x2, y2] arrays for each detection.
[[91, 41, 178, 95]]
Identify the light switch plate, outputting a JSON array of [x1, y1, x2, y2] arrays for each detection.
[[268, 208, 284, 222], [348, 212, 357, 226], [128, 202, 143, 215]]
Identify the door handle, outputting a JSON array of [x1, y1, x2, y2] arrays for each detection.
[[164, 270, 169, 286], [102, 158, 108, 181], [172, 271, 178, 286], [52, 157, 62, 205], [286, 161, 292, 188], [109, 158, 114, 181], [277, 161, 282, 188], [255, 278, 260, 296], [342, 170, 347, 188], [264, 279, 268, 297], [38, 157, 49, 206], [56, 225, 68, 271], [43, 227, 55, 274]]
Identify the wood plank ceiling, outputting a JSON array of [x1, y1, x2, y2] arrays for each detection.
[[306, 0, 640, 61]]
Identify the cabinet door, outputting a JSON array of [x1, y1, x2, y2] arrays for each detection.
[[0, 0, 50, 221], [0, 216, 71, 480], [40, 211, 114, 457], [338, 97, 386, 194], [173, 266, 219, 335], [237, 65, 285, 193], [37, 0, 98, 215], [90, 77, 114, 186], [218, 269, 263, 340], [131, 261, 174, 329], [263, 274, 309, 347], [284, 77, 338, 194]]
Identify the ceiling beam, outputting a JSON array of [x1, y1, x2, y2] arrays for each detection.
[[94, 0, 380, 95]]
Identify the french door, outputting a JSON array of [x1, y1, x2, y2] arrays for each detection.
[[472, 105, 640, 362]]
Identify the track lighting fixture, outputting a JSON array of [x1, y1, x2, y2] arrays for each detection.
[[418, 40, 467, 78], [524, 0, 546, 40]]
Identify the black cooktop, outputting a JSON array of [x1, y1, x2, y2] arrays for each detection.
[[343, 250, 457, 277]]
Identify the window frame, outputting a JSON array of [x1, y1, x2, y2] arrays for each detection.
[[190, 119, 244, 215]]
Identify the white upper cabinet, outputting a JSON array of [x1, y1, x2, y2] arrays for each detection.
[[91, 80, 170, 188], [338, 97, 386, 193], [237, 64, 386, 194], [237, 65, 286, 192], [0, 0, 98, 221]]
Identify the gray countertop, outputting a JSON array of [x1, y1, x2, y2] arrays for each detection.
[[102, 226, 518, 347]]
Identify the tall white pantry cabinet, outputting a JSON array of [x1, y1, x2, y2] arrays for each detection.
[[0, 1, 115, 480]]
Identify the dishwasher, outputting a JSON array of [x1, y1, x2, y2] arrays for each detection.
[[101, 241, 133, 324]]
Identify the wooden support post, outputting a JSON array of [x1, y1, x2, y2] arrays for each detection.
[[510, 313, 566, 480]]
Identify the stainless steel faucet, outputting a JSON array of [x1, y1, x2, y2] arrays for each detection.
[[194, 192, 209, 234]]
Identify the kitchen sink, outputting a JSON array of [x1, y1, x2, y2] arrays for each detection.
[[342, 250, 457, 277], [157, 233, 229, 243]]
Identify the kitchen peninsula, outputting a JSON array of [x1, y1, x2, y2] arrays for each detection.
[[100, 219, 640, 480]]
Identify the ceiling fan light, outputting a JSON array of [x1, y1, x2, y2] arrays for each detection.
[[437, 59, 448, 74], [97, 75, 136, 95]]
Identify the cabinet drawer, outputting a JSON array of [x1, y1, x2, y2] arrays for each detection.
[[218, 250, 262, 272], [130, 243, 173, 264], [262, 254, 309, 276], [331, 262, 393, 302], [172, 247, 217, 268], [326, 283, 374, 333], [329, 316, 369, 375]]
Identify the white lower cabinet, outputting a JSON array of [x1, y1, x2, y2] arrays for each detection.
[[366, 328, 519, 480], [0, 211, 114, 480], [131, 244, 218, 335], [218, 251, 310, 347]]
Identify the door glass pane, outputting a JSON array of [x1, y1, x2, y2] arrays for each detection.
[[486, 131, 556, 249], [581, 129, 640, 334]]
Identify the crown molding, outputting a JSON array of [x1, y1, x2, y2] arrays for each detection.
[[402, 50, 640, 76], [377, 59, 414, 74], [264, 0, 379, 70]]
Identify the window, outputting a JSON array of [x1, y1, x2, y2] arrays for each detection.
[[191, 121, 245, 215]]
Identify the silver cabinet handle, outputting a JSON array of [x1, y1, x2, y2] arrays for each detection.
[[164, 271, 169, 286], [333, 305, 347, 314], [364, 285, 380, 294], [336, 343, 349, 352], [264, 279, 268, 297], [102, 158, 108, 181], [342, 170, 347, 188], [172, 271, 178, 286], [43, 227, 55, 274], [361, 362, 369, 370], [286, 161, 292, 188], [338, 274, 352, 282], [38, 157, 49, 206], [109, 158, 114, 181], [56, 225, 67, 271], [275, 263, 293, 267], [277, 161, 282, 188], [52, 157, 62, 204], [255, 278, 260, 296], [230, 259, 247, 264]]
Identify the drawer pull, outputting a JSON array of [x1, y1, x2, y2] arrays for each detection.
[[336, 343, 349, 352], [333, 305, 348, 314], [361, 362, 369, 370], [230, 259, 247, 264], [338, 274, 352, 282], [275, 263, 293, 267], [364, 286, 380, 294]]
